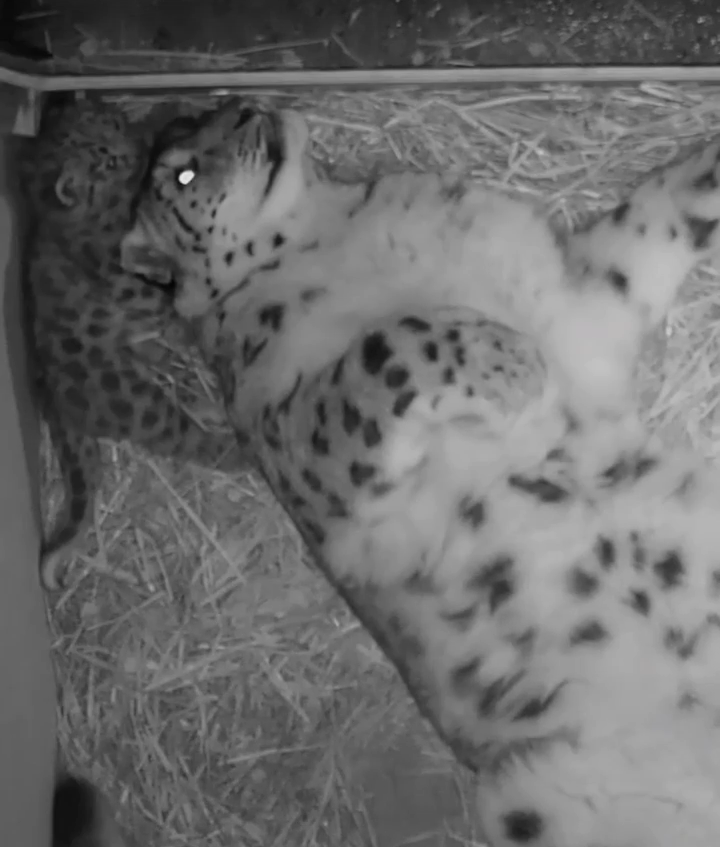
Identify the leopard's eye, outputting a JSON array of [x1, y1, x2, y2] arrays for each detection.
[[176, 167, 196, 186], [175, 157, 199, 187]]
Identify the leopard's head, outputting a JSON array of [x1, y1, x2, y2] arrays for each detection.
[[19, 98, 146, 240], [120, 98, 313, 318]]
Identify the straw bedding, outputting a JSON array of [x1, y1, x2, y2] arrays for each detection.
[[44, 82, 720, 846]]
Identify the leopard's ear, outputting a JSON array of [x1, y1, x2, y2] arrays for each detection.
[[119, 222, 175, 286], [257, 110, 310, 227], [281, 108, 310, 157]]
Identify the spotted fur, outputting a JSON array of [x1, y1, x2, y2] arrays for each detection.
[[122, 101, 720, 424], [122, 100, 720, 846], [18, 96, 246, 591]]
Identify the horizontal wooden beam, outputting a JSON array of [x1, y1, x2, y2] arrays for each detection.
[[5, 63, 720, 95]]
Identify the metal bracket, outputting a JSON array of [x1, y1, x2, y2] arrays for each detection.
[[0, 83, 42, 137]]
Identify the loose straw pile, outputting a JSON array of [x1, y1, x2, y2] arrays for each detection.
[[48, 82, 720, 847]]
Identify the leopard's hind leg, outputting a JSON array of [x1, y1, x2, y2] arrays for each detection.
[[543, 139, 720, 420]]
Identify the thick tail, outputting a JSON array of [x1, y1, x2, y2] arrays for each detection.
[[41, 418, 101, 592], [53, 774, 128, 847]]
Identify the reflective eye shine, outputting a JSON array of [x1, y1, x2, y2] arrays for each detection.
[[177, 168, 196, 187]]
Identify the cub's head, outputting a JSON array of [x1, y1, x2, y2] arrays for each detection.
[[19, 97, 146, 237], [120, 98, 312, 318]]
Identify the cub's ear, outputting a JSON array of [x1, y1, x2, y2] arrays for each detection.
[[54, 165, 86, 209], [119, 224, 175, 286]]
